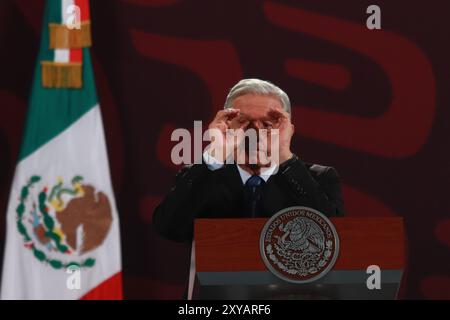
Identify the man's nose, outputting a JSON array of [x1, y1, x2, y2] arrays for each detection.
[[248, 120, 263, 130]]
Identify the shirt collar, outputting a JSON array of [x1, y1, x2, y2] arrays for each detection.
[[236, 164, 278, 185]]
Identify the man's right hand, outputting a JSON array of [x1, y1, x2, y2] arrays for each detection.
[[206, 108, 247, 163]]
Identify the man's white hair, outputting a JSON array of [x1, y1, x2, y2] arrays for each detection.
[[224, 78, 291, 115]]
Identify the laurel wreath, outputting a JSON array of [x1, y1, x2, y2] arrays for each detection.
[[266, 243, 329, 276], [16, 175, 96, 270]]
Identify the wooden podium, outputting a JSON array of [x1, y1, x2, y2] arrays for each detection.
[[188, 217, 406, 300]]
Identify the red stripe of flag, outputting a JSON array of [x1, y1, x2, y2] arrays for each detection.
[[70, 49, 82, 63], [80, 272, 123, 300], [69, 0, 90, 63], [75, 0, 90, 21]]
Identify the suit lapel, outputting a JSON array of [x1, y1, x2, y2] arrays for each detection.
[[221, 164, 244, 192]]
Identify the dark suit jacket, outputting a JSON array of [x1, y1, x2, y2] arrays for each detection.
[[153, 158, 344, 242]]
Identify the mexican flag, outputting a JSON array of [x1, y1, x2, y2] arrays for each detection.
[[0, 0, 122, 299]]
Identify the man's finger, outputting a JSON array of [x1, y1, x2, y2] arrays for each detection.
[[268, 107, 289, 120], [215, 108, 240, 122], [228, 115, 249, 128], [268, 108, 290, 129], [237, 119, 250, 129]]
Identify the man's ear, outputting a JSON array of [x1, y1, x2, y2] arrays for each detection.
[[291, 124, 295, 134]]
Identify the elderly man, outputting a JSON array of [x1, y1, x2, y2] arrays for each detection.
[[153, 79, 344, 242]]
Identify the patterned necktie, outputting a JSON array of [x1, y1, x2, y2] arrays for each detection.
[[244, 175, 266, 218]]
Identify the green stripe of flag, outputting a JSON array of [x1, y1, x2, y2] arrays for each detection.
[[19, 0, 98, 161], [48, 0, 62, 24]]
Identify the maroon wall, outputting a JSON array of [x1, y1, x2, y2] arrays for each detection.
[[1, 0, 450, 299]]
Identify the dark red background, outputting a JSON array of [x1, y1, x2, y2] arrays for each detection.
[[1, 0, 450, 299]]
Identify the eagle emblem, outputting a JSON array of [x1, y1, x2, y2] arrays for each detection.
[[16, 175, 113, 270], [260, 206, 339, 283]]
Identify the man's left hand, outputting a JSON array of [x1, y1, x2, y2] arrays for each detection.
[[268, 107, 294, 164]]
